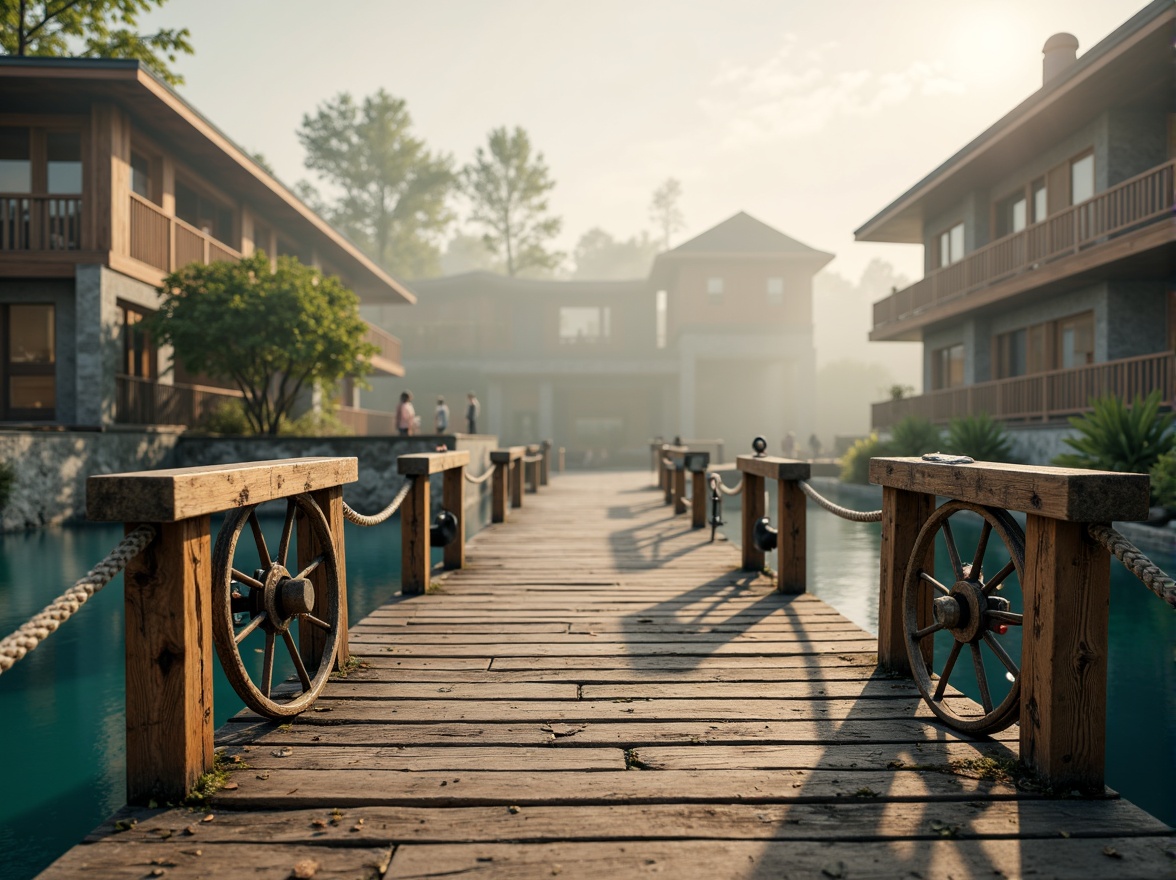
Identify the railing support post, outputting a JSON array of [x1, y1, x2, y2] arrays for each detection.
[[877, 486, 935, 675], [540, 440, 551, 486], [776, 478, 806, 594], [691, 471, 706, 528], [558, 447, 565, 472], [301, 486, 349, 669], [123, 517, 214, 805], [510, 459, 524, 509], [673, 465, 687, 515], [1020, 516, 1110, 792], [443, 467, 465, 570], [741, 473, 765, 571], [401, 474, 430, 595], [492, 462, 508, 523]]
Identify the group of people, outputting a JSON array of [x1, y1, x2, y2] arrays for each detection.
[[395, 390, 480, 436]]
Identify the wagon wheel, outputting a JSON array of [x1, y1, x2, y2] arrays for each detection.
[[903, 501, 1025, 735], [211, 494, 341, 719]]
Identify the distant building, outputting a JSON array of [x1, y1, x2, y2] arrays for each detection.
[[0, 58, 412, 430], [857, 1, 1175, 447], [366, 212, 832, 463]]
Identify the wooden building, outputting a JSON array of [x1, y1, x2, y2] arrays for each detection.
[[0, 57, 412, 431], [858, 0, 1175, 438], [365, 212, 832, 463]]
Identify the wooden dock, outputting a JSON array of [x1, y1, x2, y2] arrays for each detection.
[[43, 470, 1175, 878]]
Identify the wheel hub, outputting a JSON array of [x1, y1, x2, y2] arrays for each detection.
[[944, 579, 986, 642]]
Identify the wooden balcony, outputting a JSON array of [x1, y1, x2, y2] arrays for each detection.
[[115, 375, 243, 427], [363, 323, 405, 376], [872, 351, 1175, 429], [128, 192, 241, 273], [872, 161, 1176, 339], [0, 193, 83, 251]]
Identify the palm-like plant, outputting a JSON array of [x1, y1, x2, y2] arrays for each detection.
[[1052, 391, 1174, 474], [945, 413, 1016, 462], [889, 416, 942, 457]]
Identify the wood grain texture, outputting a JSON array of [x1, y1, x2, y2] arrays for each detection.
[[401, 474, 430, 595], [300, 487, 347, 670], [741, 472, 765, 571], [442, 469, 465, 570], [492, 462, 508, 523], [736, 455, 811, 482], [877, 487, 935, 675], [868, 456, 1150, 522], [88, 457, 359, 522], [398, 450, 471, 475], [691, 470, 707, 528], [776, 478, 806, 594]]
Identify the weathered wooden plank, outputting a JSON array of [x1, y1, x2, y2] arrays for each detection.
[[877, 486, 934, 675], [398, 450, 471, 475], [489, 447, 526, 464], [484, 654, 877, 671], [365, 640, 880, 656], [236, 745, 627, 772], [88, 457, 359, 522], [736, 455, 811, 482], [348, 630, 873, 645]]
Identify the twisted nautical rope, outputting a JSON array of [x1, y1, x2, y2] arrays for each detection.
[[710, 474, 744, 496], [799, 481, 883, 523], [464, 467, 496, 485], [1088, 523, 1176, 609], [342, 481, 412, 527], [661, 457, 675, 470], [0, 525, 156, 676], [522, 454, 544, 464]]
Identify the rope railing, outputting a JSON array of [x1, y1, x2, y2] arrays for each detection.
[[342, 481, 412, 527], [710, 473, 744, 496], [464, 467, 496, 485], [1088, 523, 1176, 609], [522, 454, 544, 464], [799, 480, 883, 523], [0, 525, 156, 676]]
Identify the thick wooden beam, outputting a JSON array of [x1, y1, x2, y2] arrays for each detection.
[[442, 468, 465, 570], [673, 467, 687, 515], [776, 479, 806, 594], [492, 463, 509, 524], [736, 456, 811, 482], [398, 450, 471, 476], [401, 475, 430, 595], [300, 486, 348, 670], [540, 440, 551, 486], [877, 487, 935, 675], [691, 471, 706, 529], [1020, 515, 1111, 792], [510, 460, 524, 510], [741, 474, 765, 572], [123, 517, 213, 804]]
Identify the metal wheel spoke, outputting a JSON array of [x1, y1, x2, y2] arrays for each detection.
[[919, 570, 951, 596], [914, 621, 943, 641], [262, 631, 275, 699], [970, 521, 992, 579], [233, 612, 267, 645], [983, 631, 1020, 677], [249, 512, 272, 569], [301, 613, 331, 631], [276, 499, 296, 569], [987, 610, 1023, 626], [984, 560, 1016, 594], [283, 630, 312, 691], [296, 553, 326, 581], [231, 569, 265, 590], [941, 520, 964, 580], [971, 642, 994, 714], [933, 641, 963, 701]]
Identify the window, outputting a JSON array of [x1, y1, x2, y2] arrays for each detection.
[[1057, 312, 1094, 369], [0, 127, 31, 192], [993, 311, 1093, 378], [655, 289, 667, 349], [119, 303, 155, 378], [130, 152, 152, 200], [937, 223, 964, 267], [175, 179, 234, 243], [559, 306, 611, 344], [995, 191, 1027, 238], [707, 277, 724, 304], [766, 277, 784, 305], [1031, 178, 1047, 223], [931, 343, 964, 390], [1070, 152, 1094, 205], [46, 133, 81, 193], [251, 220, 273, 258], [2, 304, 56, 419]]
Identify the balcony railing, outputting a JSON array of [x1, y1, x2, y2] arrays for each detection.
[[362, 323, 403, 375], [129, 192, 242, 273], [0, 193, 83, 251], [872, 351, 1175, 429], [115, 375, 243, 427], [336, 405, 399, 436], [873, 160, 1176, 330]]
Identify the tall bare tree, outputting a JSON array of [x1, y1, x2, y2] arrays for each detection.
[[649, 178, 685, 251]]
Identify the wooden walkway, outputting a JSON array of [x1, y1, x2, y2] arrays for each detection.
[[45, 471, 1174, 878]]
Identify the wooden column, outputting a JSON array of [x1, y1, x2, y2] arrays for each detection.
[[510, 460, 524, 509], [663, 458, 673, 504], [1020, 516, 1111, 792], [492, 463, 508, 523], [540, 441, 551, 486], [776, 479, 806, 594], [123, 517, 213, 804], [300, 486, 348, 670], [741, 473, 765, 571], [673, 467, 687, 515], [877, 486, 935, 675], [401, 475, 430, 595], [558, 448, 565, 472], [443, 468, 465, 570], [691, 471, 706, 529]]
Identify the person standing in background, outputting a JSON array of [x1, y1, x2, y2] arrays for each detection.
[[435, 397, 450, 433], [466, 391, 480, 433], [396, 391, 416, 436]]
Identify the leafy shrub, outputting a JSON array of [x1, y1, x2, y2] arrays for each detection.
[[945, 413, 1016, 462], [1052, 391, 1174, 475], [196, 398, 254, 435], [840, 433, 892, 485], [889, 416, 942, 457], [0, 459, 13, 511], [1150, 448, 1176, 509], [280, 403, 352, 437]]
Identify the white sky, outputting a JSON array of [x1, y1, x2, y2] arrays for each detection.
[[144, 0, 1147, 282]]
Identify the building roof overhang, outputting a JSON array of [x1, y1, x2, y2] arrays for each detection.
[[854, 0, 1175, 244], [0, 57, 415, 305]]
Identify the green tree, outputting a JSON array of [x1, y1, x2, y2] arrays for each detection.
[[649, 178, 684, 251], [1, 0, 193, 86], [148, 253, 377, 435], [572, 227, 659, 279], [298, 90, 455, 278], [463, 126, 563, 277]]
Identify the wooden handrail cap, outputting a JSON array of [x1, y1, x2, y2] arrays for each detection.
[[397, 450, 471, 475], [490, 447, 526, 463], [868, 457, 1150, 522], [87, 457, 358, 523], [736, 455, 811, 481]]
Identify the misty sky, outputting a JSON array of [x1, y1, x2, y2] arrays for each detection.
[[144, 0, 1145, 283]]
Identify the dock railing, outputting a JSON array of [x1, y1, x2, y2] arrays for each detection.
[[397, 451, 471, 595]]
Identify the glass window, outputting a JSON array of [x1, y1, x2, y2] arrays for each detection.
[[559, 306, 611, 343], [175, 179, 234, 243], [3, 304, 56, 419], [1031, 179, 1047, 223], [932, 343, 965, 389], [9, 375, 54, 410], [119, 304, 155, 378], [1071, 153, 1095, 205], [938, 223, 965, 267], [707, 277, 724, 304], [46, 132, 81, 193], [9, 304, 55, 363], [131, 152, 152, 200], [766, 277, 784, 305], [1058, 312, 1094, 369], [995, 193, 1027, 238], [655, 289, 667, 349], [0, 127, 31, 192]]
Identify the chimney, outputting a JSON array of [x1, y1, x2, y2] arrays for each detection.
[[1042, 33, 1079, 86]]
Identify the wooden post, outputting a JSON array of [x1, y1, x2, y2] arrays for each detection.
[[673, 465, 687, 515], [876, 486, 935, 675], [558, 448, 565, 472], [691, 471, 706, 529], [741, 473, 765, 571], [540, 440, 551, 486], [776, 478, 806, 594], [526, 447, 540, 493], [510, 459, 523, 509], [401, 474, 430, 595], [492, 462, 508, 523], [123, 517, 214, 804], [300, 486, 348, 670], [443, 467, 465, 570], [1020, 515, 1110, 792]]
